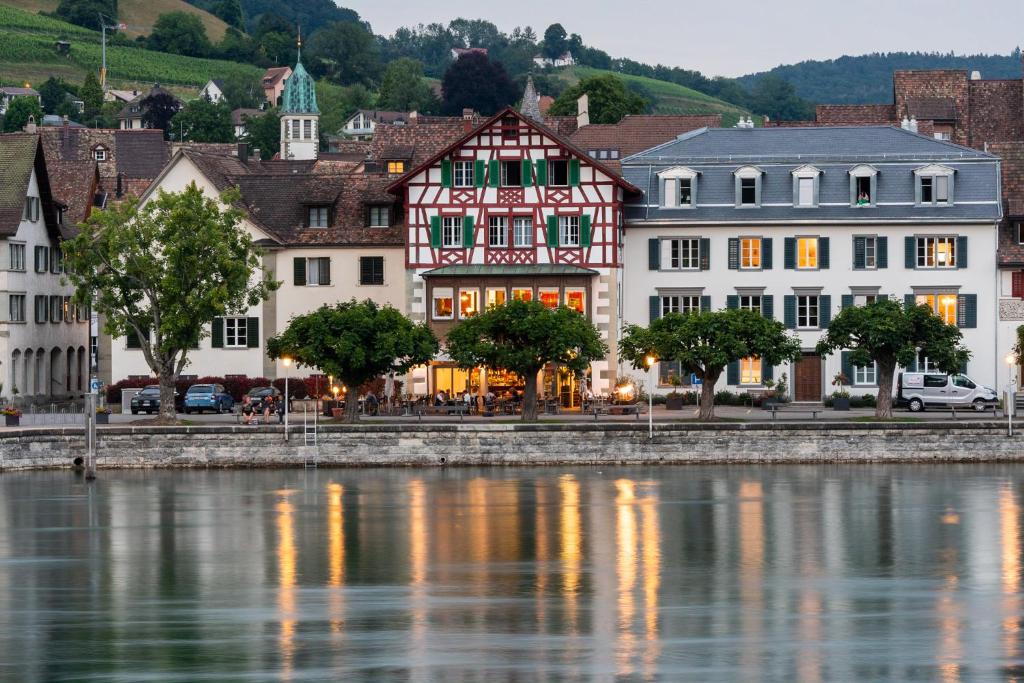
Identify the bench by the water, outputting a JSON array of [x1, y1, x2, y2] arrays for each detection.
[[416, 404, 468, 421], [769, 403, 824, 420], [590, 402, 644, 420]]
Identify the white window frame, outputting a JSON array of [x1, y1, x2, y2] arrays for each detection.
[[797, 236, 819, 270], [739, 294, 762, 313], [513, 217, 532, 248], [740, 237, 761, 270], [454, 160, 474, 188], [853, 362, 878, 386], [734, 166, 762, 208], [305, 257, 329, 286], [23, 196, 40, 222], [661, 295, 701, 317], [915, 165, 954, 206], [500, 160, 522, 187], [8, 294, 24, 323], [850, 165, 878, 208], [558, 215, 580, 247], [485, 287, 507, 309], [432, 287, 454, 320], [658, 167, 698, 209], [368, 206, 390, 227], [458, 288, 479, 319], [662, 238, 700, 271], [93, 147, 107, 162], [863, 235, 877, 269], [224, 317, 248, 348], [9, 243, 24, 272], [915, 292, 959, 326], [441, 216, 461, 248], [739, 357, 762, 385], [916, 236, 957, 269], [792, 165, 821, 208], [488, 215, 508, 248], [797, 294, 820, 329], [308, 206, 329, 228], [548, 159, 570, 187]]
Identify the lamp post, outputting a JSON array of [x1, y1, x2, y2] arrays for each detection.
[[1007, 352, 1016, 437], [645, 354, 656, 439], [282, 357, 291, 441]]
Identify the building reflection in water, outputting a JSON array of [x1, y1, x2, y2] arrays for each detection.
[[275, 491, 297, 681], [738, 480, 765, 679], [1000, 485, 1020, 665], [408, 479, 429, 682], [559, 474, 582, 634], [327, 483, 345, 637]]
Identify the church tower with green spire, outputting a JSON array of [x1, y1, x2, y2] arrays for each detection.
[[279, 35, 320, 160]]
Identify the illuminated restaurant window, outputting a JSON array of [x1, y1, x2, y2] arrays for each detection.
[[459, 289, 479, 318], [565, 289, 586, 314], [538, 288, 559, 308], [432, 287, 454, 320], [486, 288, 507, 308], [512, 287, 533, 301]]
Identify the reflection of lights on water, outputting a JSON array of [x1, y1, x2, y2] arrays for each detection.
[[559, 475, 581, 632], [276, 495, 296, 680], [327, 483, 345, 636], [941, 507, 960, 525]]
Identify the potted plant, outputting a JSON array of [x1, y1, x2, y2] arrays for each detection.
[[774, 373, 790, 404], [95, 406, 111, 424], [831, 371, 851, 411], [760, 377, 777, 410], [665, 374, 684, 410], [2, 406, 22, 426]]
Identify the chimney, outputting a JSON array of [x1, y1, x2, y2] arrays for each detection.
[[901, 116, 911, 130], [24, 115, 37, 134], [970, 70, 982, 80], [116, 172, 123, 199], [462, 108, 475, 132], [409, 110, 418, 125], [909, 116, 918, 133], [237, 142, 249, 163], [576, 93, 590, 128], [252, 148, 261, 161]]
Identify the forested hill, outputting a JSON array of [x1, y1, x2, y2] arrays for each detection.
[[185, 0, 361, 35], [739, 50, 1023, 104]]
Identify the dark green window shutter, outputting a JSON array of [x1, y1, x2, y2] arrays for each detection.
[[819, 237, 830, 269], [762, 238, 773, 269], [569, 159, 580, 186], [784, 295, 796, 329], [649, 295, 660, 322], [293, 257, 305, 286], [763, 363, 774, 381], [700, 295, 711, 312], [462, 215, 475, 247], [762, 295, 774, 319], [521, 159, 533, 187], [322, 258, 331, 285], [126, 327, 142, 349], [877, 237, 888, 268], [727, 360, 739, 385], [580, 215, 591, 248], [958, 294, 977, 328], [648, 238, 660, 270], [841, 351, 853, 383], [441, 160, 452, 188], [546, 216, 558, 247], [474, 160, 485, 188], [211, 318, 223, 348], [841, 294, 854, 309], [956, 236, 967, 268], [784, 237, 796, 269], [908, 355, 918, 372], [488, 160, 499, 187], [728, 238, 739, 270], [853, 237, 866, 270], [430, 216, 442, 248], [699, 238, 710, 271], [904, 294, 916, 309], [535, 159, 547, 186], [904, 236, 915, 269], [820, 295, 832, 328], [726, 295, 739, 309], [246, 317, 259, 348]]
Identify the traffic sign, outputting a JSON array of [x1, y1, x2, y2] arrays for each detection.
[[90, 378, 101, 393], [691, 373, 702, 386]]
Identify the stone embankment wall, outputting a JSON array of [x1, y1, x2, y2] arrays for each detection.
[[1, 422, 1023, 471]]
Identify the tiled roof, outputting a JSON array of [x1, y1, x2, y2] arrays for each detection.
[[369, 117, 468, 168], [46, 159, 96, 230], [0, 134, 37, 237], [905, 97, 957, 121], [0, 87, 39, 97], [815, 104, 898, 125], [115, 129, 169, 180], [118, 84, 179, 119], [352, 110, 409, 125], [570, 114, 721, 173], [262, 66, 291, 86], [231, 108, 264, 125]]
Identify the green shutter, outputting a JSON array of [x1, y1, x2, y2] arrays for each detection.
[[522, 159, 533, 187], [728, 238, 739, 270], [841, 351, 853, 383], [957, 236, 968, 268], [958, 294, 977, 328], [474, 160, 485, 188], [784, 295, 796, 329], [580, 215, 591, 248], [700, 295, 711, 312], [535, 159, 547, 186], [784, 237, 796, 269], [699, 238, 710, 271], [877, 237, 888, 268], [126, 327, 142, 349], [211, 318, 223, 348], [430, 216, 442, 248], [462, 215, 475, 248], [727, 360, 739, 385], [853, 237, 866, 270], [293, 257, 305, 286], [841, 294, 854, 309], [762, 238, 773, 269], [726, 295, 739, 309], [322, 258, 331, 285], [246, 317, 260, 348], [763, 363, 774, 381], [819, 237, 830, 269], [441, 159, 452, 188], [488, 160, 499, 187], [904, 236, 915, 269], [904, 294, 916, 309], [648, 238, 660, 270], [649, 295, 660, 322], [546, 216, 558, 247], [569, 159, 580, 186], [762, 295, 774, 320], [820, 295, 832, 328]]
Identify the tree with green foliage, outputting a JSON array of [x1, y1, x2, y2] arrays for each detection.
[[63, 184, 279, 421], [55, 0, 117, 31], [542, 23, 568, 59], [141, 92, 182, 139], [266, 301, 438, 423], [816, 298, 969, 419], [211, 0, 243, 29], [378, 58, 439, 113], [38, 78, 69, 114], [216, 28, 262, 65], [1, 97, 44, 133], [747, 75, 814, 122], [241, 108, 279, 158], [441, 52, 517, 116], [81, 71, 104, 120], [620, 309, 801, 420], [171, 99, 233, 142], [445, 300, 607, 421], [306, 21, 381, 87], [548, 74, 646, 124], [215, 71, 264, 109], [148, 11, 211, 57]]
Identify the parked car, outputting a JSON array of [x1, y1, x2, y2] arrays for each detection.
[[896, 372, 997, 412], [129, 385, 183, 414], [247, 386, 285, 414], [183, 384, 234, 414]]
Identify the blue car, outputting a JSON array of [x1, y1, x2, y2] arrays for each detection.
[[183, 383, 234, 414]]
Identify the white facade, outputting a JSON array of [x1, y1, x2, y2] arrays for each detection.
[[199, 80, 225, 104], [533, 52, 575, 68], [280, 114, 318, 161]]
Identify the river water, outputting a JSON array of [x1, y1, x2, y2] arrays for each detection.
[[1, 465, 1023, 682]]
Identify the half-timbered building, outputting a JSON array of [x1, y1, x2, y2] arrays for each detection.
[[387, 106, 640, 401]]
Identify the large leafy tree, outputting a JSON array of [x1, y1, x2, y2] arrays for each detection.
[[306, 21, 381, 87], [620, 309, 801, 420], [148, 11, 211, 57], [440, 52, 517, 116], [378, 58, 439, 113], [548, 74, 646, 124], [141, 92, 182, 139], [1, 97, 44, 133], [242, 107, 280, 158], [63, 184, 278, 421], [747, 75, 814, 122], [38, 77, 70, 114], [266, 301, 438, 423], [80, 71, 104, 121], [542, 23, 568, 59], [816, 298, 969, 418], [171, 98, 234, 142], [445, 300, 606, 421], [55, 0, 117, 31], [210, 0, 243, 28]]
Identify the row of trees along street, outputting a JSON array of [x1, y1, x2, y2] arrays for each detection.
[[63, 186, 970, 423]]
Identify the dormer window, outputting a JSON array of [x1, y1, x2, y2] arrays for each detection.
[[93, 145, 108, 162], [308, 206, 330, 228], [658, 167, 699, 209], [734, 166, 762, 207], [849, 165, 878, 207], [367, 205, 390, 228], [915, 165, 954, 206], [387, 161, 406, 174], [791, 165, 821, 208]]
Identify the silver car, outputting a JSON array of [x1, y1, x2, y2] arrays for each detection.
[[897, 372, 997, 412]]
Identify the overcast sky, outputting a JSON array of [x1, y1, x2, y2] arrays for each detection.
[[344, 0, 1024, 77]]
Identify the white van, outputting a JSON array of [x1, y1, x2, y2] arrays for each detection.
[[896, 372, 997, 412]]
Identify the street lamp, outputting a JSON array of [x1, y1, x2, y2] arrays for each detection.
[[282, 357, 291, 441], [645, 354, 657, 439], [1006, 352, 1016, 437]]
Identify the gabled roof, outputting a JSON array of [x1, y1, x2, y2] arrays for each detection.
[[349, 109, 408, 125], [569, 114, 721, 174], [262, 66, 291, 86], [231, 108, 265, 126], [0, 133, 61, 239], [385, 106, 641, 194]]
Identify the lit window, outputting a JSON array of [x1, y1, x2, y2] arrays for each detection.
[[797, 237, 818, 269], [441, 216, 461, 248], [663, 238, 700, 270], [512, 287, 533, 301], [797, 294, 819, 329], [538, 288, 559, 309], [454, 160, 474, 187], [565, 289, 585, 314], [500, 160, 522, 186], [486, 288, 506, 308], [739, 357, 761, 385], [224, 317, 247, 347], [432, 288, 454, 320], [739, 294, 762, 313], [308, 206, 329, 228], [916, 236, 956, 268], [661, 295, 701, 316], [549, 160, 569, 187], [488, 216, 508, 248], [853, 363, 877, 386], [558, 216, 580, 247], [387, 161, 406, 174], [368, 206, 390, 227], [915, 293, 958, 326], [740, 238, 761, 269], [513, 217, 532, 247], [459, 289, 479, 318]]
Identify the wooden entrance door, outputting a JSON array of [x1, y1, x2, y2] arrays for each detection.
[[794, 353, 823, 402]]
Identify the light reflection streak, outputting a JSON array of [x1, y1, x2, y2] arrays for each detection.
[[275, 494, 296, 681], [615, 479, 637, 676], [936, 547, 962, 683], [327, 483, 345, 636], [640, 484, 662, 678], [999, 485, 1020, 662], [559, 475, 581, 633], [738, 481, 764, 679], [408, 479, 429, 682]]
